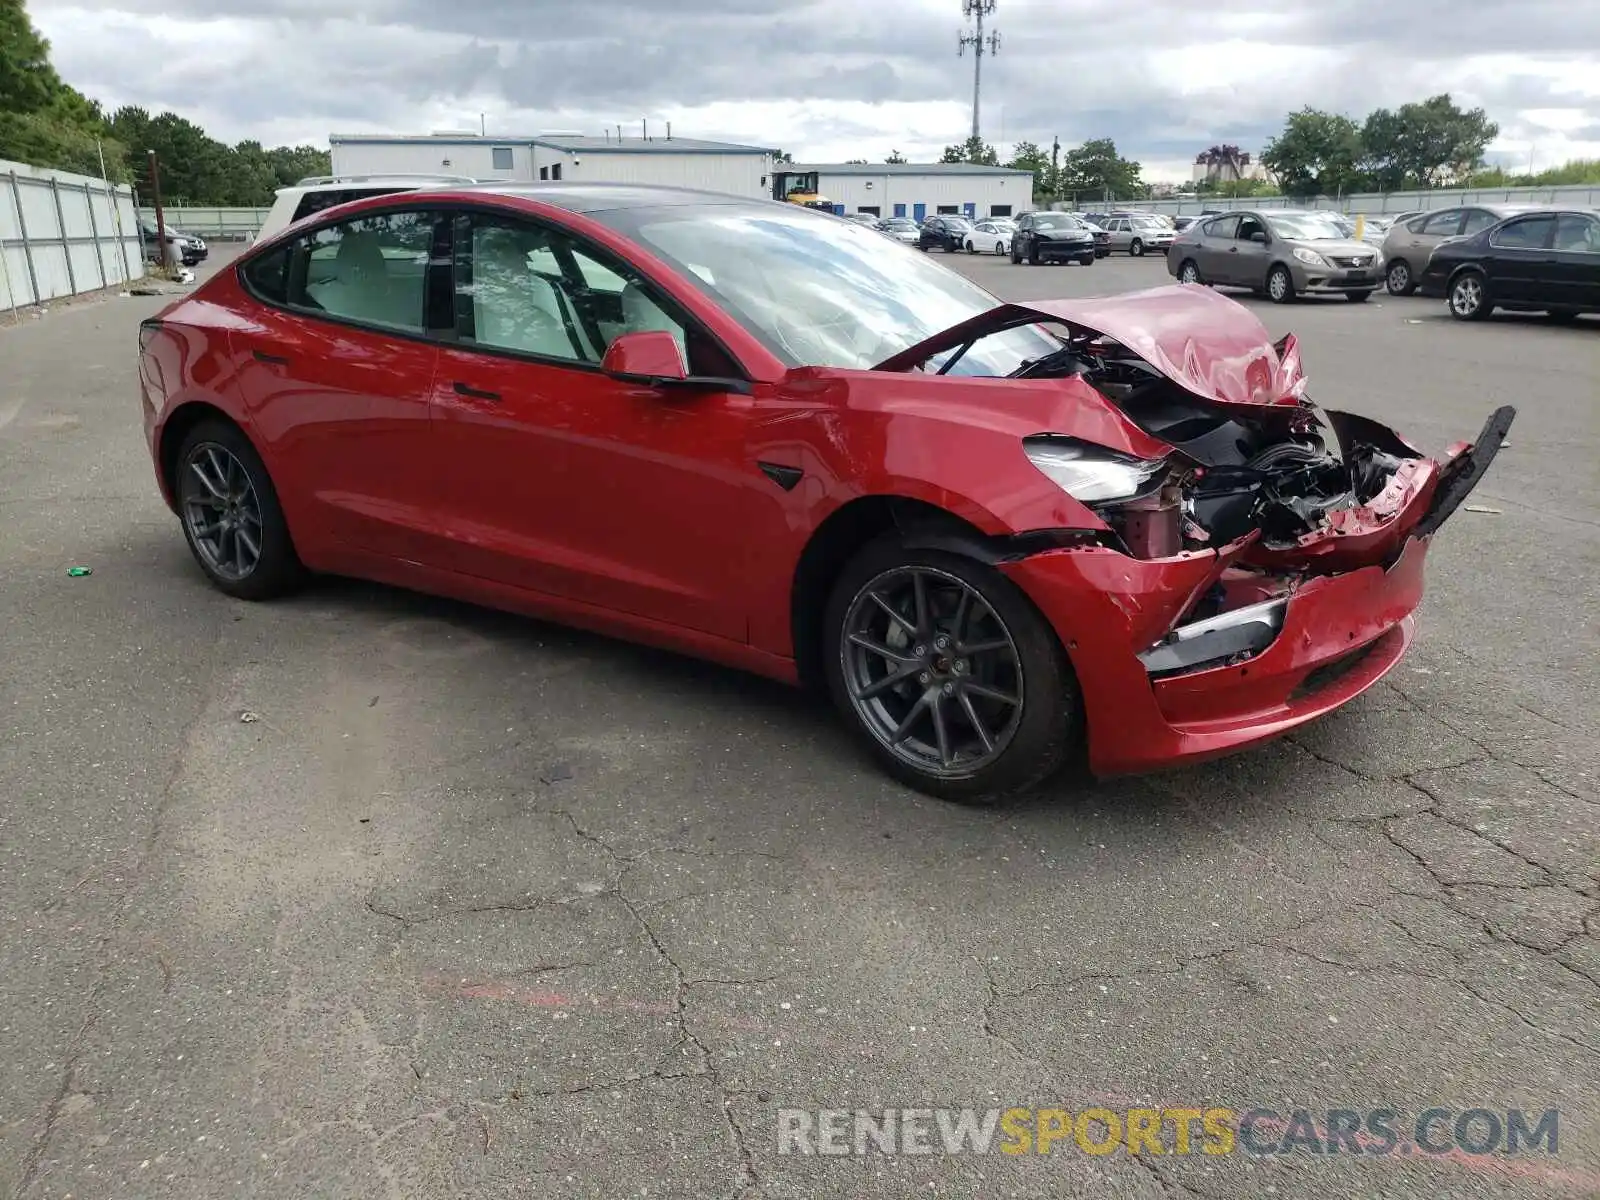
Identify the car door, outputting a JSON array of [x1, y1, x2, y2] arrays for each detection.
[[426, 207, 763, 642], [1548, 212, 1600, 309], [1484, 214, 1557, 304], [229, 206, 449, 563], [1200, 215, 1239, 281], [1231, 214, 1271, 287]]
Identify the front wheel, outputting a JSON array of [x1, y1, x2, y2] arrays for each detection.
[[1078, 253, 1095, 266], [1011, 246, 1023, 264], [965, 240, 976, 254], [994, 240, 1006, 255], [175, 419, 305, 600], [1448, 270, 1489, 321], [1267, 264, 1295, 303], [1386, 259, 1414, 296], [823, 539, 1082, 803]]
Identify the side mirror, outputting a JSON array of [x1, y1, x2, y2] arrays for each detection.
[[1248, 230, 1268, 244], [601, 330, 687, 383]]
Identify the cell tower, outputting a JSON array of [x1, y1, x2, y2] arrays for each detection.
[[958, 1, 1000, 142]]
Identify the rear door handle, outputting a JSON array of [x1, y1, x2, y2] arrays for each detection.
[[453, 381, 501, 402], [253, 349, 290, 365]]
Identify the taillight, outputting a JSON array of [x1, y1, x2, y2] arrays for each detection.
[[138, 319, 163, 354]]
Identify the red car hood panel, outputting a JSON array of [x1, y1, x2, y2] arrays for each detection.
[[875, 284, 1310, 411]]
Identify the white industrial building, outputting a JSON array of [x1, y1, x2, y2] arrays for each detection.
[[328, 132, 779, 198], [789, 163, 1035, 222]]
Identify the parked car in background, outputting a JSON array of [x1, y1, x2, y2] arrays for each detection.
[[876, 217, 921, 245], [1380, 204, 1541, 296], [1010, 212, 1097, 265], [1167, 209, 1384, 302], [256, 173, 479, 243], [1067, 214, 1113, 257], [1096, 214, 1175, 257], [1417, 208, 1600, 321], [844, 212, 880, 227], [918, 214, 974, 252], [142, 222, 207, 266], [137, 182, 1513, 800], [1173, 215, 1201, 232], [965, 219, 1016, 255]]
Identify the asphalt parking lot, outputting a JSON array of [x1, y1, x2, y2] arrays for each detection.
[[1, 247, 1596, 1199]]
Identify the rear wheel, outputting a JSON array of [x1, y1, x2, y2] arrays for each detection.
[[823, 538, 1081, 803], [175, 419, 305, 600], [1129, 238, 1145, 257], [1267, 264, 1295, 303]]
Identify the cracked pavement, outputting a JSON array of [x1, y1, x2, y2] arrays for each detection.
[[1, 253, 1595, 1198]]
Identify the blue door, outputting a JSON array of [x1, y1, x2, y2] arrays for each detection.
[[963, 202, 976, 219], [893, 203, 907, 218], [833, 204, 845, 216], [913, 203, 927, 222]]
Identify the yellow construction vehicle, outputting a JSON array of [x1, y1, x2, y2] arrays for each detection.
[[772, 169, 835, 211]]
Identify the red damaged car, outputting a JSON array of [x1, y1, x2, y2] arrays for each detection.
[[139, 184, 1513, 801]]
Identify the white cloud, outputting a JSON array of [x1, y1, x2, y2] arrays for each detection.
[[29, 0, 1600, 180]]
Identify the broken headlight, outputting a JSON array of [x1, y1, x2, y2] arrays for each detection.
[[1023, 436, 1168, 504]]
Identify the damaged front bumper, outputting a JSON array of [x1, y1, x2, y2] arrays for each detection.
[[999, 405, 1514, 776]]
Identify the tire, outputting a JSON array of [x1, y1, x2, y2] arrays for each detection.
[[1095, 249, 1108, 259], [965, 240, 975, 253], [1346, 290, 1373, 302], [174, 418, 305, 600], [1448, 270, 1489, 321], [822, 535, 1082, 803], [1267, 264, 1295, 303], [1129, 238, 1145, 257], [1079, 253, 1095, 266], [1177, 259, 1202, 285], [994, 240, 1006, 255], [1029, 245, 1041, 266], [1386, 259, 1414, 296], [1011, 245, 1023, 265]]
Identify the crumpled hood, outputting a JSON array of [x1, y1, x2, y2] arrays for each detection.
[[873, 284, 1310, 410]]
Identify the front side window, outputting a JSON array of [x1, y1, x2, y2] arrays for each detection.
[[453, 212, 692, 367], [282, 209, 435, 332], [596, 202, 1059, 374], [1207, 215, 1240, 239], [1490, 216, 1554, 250]]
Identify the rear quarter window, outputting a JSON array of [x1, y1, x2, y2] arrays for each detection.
[[240, 244, 289, 304]]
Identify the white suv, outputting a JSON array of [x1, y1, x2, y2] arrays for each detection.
[[255, 173, 478, 243]]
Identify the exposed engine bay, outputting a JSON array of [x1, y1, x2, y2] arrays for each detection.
[[1012, 332, 1412, 562]]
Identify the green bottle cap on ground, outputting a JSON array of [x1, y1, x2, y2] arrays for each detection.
[[67, 566, 92, 577]]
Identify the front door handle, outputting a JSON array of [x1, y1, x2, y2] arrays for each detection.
[[453, 381, 501, 402], [253, 349, 290, 365]]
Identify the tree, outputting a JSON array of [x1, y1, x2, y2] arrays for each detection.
[[940, 135, 999, 166], [1260, 107, 1363, 198], [844, 158, 867, 165], [885, 149, 907, 164], [772, 149, 793, 163], [0, 0, 57, 114], [1006, 139, 1054, 199], [1362, 94, 1497, 189], [1056, 138, 1143, 200]]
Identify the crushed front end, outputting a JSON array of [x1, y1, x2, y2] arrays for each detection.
[[987, 294, 1512, 774]]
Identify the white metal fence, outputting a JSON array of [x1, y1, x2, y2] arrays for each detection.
[[138, 206, 270, 240], [1, 158, 144, 313], [1059, 182, 1600, 218]]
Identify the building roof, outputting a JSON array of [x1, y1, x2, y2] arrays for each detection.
[[788, 162, 1033, 177], [328, 133, 776, 156], [402, 182, 789, 214]]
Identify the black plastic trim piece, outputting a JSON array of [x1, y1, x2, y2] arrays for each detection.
[[898, 527, 1101, 566], [1412, 404, 1516, 540], [758, 462, 803, 491]]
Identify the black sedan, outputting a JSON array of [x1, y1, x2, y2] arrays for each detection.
[[1010, 212, 1097, 266], [917, 215, 974, 252], [1418, 207, 1600, 321]]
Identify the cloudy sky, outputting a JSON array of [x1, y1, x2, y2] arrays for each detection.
[[30, 0, 1600, 180]]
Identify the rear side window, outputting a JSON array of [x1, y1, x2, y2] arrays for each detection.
[[1461, 209, 1498, 236], [240, 245, 289, 304], [280, 210, 438, 333], [290, 187, 409, 224], [1421, 210, 1464, 236]]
